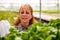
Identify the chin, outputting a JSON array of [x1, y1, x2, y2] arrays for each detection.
[[22, 20, 28, 22]]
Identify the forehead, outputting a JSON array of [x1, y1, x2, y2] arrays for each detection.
[[20, 5, 30, 10]]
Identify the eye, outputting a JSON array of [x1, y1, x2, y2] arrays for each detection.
[[21, 11, 24, 14], [26, 11, 29, 14]]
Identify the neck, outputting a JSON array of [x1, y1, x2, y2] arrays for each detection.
[[21, 21, 29, 28]]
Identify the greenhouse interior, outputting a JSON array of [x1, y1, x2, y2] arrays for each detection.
[[0, 0, 60, 40]]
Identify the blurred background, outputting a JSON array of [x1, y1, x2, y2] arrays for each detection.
[[0, 0, 60, 26]]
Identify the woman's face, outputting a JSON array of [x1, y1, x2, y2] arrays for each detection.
[[19, 5, 32, 23]]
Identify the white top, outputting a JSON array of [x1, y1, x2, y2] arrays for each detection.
[[0, 20, 10, 37]]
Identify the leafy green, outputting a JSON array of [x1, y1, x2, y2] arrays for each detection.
[[1, 19, 60, 40], [4, 27, 22, 40]]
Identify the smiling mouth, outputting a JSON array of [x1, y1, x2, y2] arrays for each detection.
[[22, 18, 28, 22], [22, 18, 27, 19]]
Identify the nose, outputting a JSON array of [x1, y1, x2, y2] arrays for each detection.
[[23, 11, 26, 15]]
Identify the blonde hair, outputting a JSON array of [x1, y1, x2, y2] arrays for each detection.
[[14, 4, 38, 26]]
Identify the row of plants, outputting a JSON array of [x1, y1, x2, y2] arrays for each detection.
[[0, 10, 18, 25], [0, 18, 60, 40], [34, 10, 60, 13]]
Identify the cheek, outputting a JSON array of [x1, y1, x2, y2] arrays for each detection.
[[19, 13, 22, 19], [19, 13, 23, 17], [28, 15, 32, 20]]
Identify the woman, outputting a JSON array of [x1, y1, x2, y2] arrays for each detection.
[[14, 4, 37, 31]]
